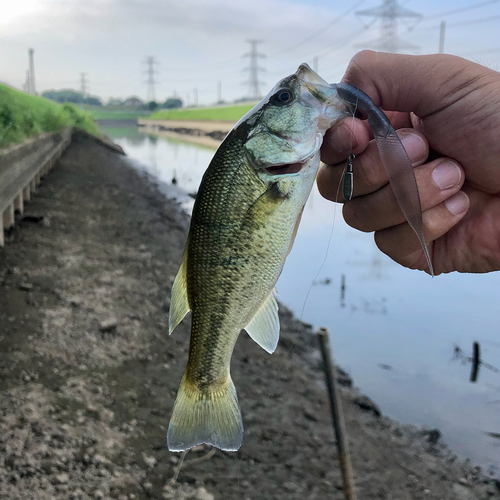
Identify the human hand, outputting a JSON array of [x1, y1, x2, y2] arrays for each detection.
[[318, 51, 500, 275]]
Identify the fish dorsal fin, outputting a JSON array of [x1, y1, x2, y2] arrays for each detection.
[[244, 291, 280, 353], [169, 249, 191, 334]]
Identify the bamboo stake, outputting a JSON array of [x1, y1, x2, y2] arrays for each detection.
[[317, 327, 357, 500]]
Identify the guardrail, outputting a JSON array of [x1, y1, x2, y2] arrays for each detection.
[[0, 128, 72, 247]]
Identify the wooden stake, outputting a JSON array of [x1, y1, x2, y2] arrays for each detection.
[[317, 327, 357, 500]]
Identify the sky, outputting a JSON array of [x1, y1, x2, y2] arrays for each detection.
[[1, 0, 499, 105]]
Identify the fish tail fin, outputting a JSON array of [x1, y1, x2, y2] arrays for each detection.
[[167, 374, 243, 452]]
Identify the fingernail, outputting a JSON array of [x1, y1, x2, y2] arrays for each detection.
[[432, 161, 461, 190], [445, 191, 469, 215], [400, 133, 427, 162]]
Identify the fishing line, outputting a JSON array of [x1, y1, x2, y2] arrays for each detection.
[[258, 106, 359, 443]]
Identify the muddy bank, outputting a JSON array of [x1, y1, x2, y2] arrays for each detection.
[[0, 133, 498, 500]]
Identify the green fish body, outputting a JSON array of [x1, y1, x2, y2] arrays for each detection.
[[167, 63, 431, 452], [167, 64, 348, 452]]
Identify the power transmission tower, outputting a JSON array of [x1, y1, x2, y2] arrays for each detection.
[[356, 0, 423, 52], [28, 48, 36, 95], [80, 73, 89, 98], [243, 40, 265, 99], [143, 56, 159, 102]]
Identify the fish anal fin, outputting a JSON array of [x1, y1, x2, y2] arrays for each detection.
[[169, 250, 191, 334], [244, 291, 280, 354], [167, 374, 243, 452]]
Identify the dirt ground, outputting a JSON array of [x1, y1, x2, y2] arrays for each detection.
[[0, 132, 498, 500]]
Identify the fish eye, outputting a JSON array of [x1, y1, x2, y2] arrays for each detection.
[[272, 89, 293, 106]]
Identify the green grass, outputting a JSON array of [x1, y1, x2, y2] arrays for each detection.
[[85, 108, 152, 120], [148, 104, 255, 122], [0, 84, 100, 149]]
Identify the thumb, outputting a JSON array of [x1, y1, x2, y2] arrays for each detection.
[[341, 51, 487, 117]]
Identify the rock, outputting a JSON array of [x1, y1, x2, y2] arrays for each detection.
[[100, 318, 119, 333], [54, 472, 69, 484], [423, 428, 441, 444], [18, 282, 33, 291], [195, 487, 215, 500], [336, 368, 353, 387], [143, 453, 157, 470], [353, 395, 381, 417], [452, 484, 476, 500]]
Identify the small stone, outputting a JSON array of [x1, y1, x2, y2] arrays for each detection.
[[100, 318, 119, 333], [94, 490, 104, 499], [142, 481, 153, 492], [195, 487, 215, 500], [18, 283, 33, 291], [353, 395, 381, 417], [143, 454, 157, 470], [283, 482, 297, 492], [54, 472, 69, 484]]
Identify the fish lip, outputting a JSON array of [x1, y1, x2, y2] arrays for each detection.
[[295, 63, 329, 86]]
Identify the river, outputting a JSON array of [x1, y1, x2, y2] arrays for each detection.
[[102, 124, 500, 474]]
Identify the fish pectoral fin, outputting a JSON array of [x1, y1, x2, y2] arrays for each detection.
[[244, 182, 286, 227], [169, 249, 191, 334], [244, 291, 280, 354]]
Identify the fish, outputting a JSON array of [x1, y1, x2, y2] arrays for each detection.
[[167, 63, 432, 453]]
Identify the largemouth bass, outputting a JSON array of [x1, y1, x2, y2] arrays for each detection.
[[167, 64, 431, 452]]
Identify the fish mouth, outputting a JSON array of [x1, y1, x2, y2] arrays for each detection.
[[264, 133, 322, 176], [295, 63, 329, 86], [265, 162, 304, 175]]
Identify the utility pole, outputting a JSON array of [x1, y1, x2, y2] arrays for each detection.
[[23, 70, 30, 93], [143, 56, 159, 102], [438, 21, 446, 53], [80, 72, 88, 98], [243, 39, 265, 100], [28, 48, 36, 95], [356, 0, 423, 52]]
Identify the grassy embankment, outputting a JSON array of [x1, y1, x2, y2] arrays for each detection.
[[0, 84, 99, 149], [83, 105, 152, 121], [148, 104, 254, 122]]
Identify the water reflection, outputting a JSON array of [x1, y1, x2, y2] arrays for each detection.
[[103, 125, 500, 475]]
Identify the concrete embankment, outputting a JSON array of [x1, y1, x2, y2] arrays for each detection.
[[0, 128, 123, 247], [138, 118, 234, 148]]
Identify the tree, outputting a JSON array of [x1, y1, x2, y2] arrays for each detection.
[[161, 98, 183, 109], [42, 89, 102, 106], [146, 101, 159, 111]]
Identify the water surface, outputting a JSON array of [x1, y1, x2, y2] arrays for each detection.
[[104, 125, 500, 474]]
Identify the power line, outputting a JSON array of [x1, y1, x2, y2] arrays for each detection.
[[422, 0, 499, 22], [80, 72, 88, 97], [28, 48, 36, 95], [419, 13, 500, 30], [270, 0, 367, 57], [356, 0, 423, 52], [243, 40, 265, 99]]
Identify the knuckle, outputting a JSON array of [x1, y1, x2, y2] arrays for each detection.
[[343, 202, 372, 232], [358, 154, 384, 191]]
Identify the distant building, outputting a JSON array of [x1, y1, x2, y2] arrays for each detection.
[[123, 97, 144, 107]]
